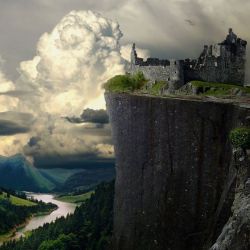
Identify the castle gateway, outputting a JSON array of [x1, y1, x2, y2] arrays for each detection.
[[130, 29, 247, 91]]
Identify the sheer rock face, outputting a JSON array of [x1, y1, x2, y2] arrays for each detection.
[[105, 92, 249, 250], [210, 149, 250, 250]]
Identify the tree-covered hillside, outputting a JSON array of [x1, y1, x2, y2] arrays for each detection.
[[0, 181, 114, 250], [0, 188, 57, 236]]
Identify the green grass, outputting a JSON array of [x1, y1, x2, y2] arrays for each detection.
[[104, 72, 147, 92], [190, 81, 250, 96], [56, 191, 95, 204], [0, 193, 36, 207], [149, 81, 168, 95]]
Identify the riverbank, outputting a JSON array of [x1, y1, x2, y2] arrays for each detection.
[[0, 193, 77, 246], [0, 206, 57, 245]]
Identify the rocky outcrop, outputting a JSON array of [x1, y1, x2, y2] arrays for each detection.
[[105, 92, 249, 250], [210, 148, 250, 250]]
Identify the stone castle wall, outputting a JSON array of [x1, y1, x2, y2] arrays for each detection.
[[130, 29, 247, 88]]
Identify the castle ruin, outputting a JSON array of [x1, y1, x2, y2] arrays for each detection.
[[130, 29, 247, 91]]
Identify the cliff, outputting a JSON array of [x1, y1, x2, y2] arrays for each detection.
[[105, 92, 250, 250]]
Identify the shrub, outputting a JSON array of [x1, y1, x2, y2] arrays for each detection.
[[229, 127, 250, 149], [104, 72, 146, 92]]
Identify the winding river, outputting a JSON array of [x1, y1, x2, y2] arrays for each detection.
[[1, 193, 77, 244]]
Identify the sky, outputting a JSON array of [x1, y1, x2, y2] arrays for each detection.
[[0, 0, 250, 168]]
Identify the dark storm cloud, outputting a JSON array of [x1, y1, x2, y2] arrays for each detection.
[[0, 120, 29, 135], [34, 154, 115, 169], [81, 109, 109, 124], [0, 112, 34, 135], [66, 109, 109, 124]]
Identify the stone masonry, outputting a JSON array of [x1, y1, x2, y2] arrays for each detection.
[[129, 29, 247, 90]]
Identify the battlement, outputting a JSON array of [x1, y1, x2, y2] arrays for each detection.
[[129, 29, 247, 91]]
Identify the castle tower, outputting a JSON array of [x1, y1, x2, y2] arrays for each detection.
[[130, 43, 138, 71], [226, 28, 237, 44], [169, 60, 184, 92]]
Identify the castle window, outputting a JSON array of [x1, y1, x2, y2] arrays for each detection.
[[214, 62, 218, 67]]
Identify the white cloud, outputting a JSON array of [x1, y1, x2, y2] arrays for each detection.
[[18, 10, 125, 115], [13, 10, 125, 162]]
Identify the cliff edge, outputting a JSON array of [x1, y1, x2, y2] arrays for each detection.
[[105, 92, 249, 250]]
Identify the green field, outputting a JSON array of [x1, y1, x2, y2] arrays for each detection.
[[0, 193, 36, 207], [56, 191, 95, 203]]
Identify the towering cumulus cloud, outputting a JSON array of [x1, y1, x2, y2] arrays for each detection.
[[18, 10, 125, 115], [0, 10, 128, 163]]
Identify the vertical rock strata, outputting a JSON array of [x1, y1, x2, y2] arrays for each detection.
[[105, 92, 249, 250]]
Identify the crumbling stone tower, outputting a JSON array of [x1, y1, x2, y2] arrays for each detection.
[[185, 28, 247, 85]]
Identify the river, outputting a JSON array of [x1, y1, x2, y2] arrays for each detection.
[[2, 193, 77, 244]]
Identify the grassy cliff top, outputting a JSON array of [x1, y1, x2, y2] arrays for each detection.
[[104, 73, 250, 106], [103, 72, 147, 92], [190, 81, 250, 95]]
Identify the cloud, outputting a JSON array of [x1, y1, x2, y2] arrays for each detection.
[[0, 11, 124, 164], [18, 10, 125, 114], [66, 108, 109, 124], [81, 109, 109, 124], [0, 112, 34, 127], [0, 120, 29, 136], [0, 56, 19, 112]]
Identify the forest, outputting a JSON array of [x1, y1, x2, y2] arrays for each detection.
[[0, 188, 57, 234], [0, 181, 114, 250]]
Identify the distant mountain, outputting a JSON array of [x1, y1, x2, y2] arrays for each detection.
[[0, 154, 115, 193], [59, 168, 115, 192], [0, 154, 55, 192]]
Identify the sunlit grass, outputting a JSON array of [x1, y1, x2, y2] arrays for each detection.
[[56, 191, 95, 204], [0, 193, 36, 207]]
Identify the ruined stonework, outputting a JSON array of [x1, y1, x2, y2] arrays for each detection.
[[130, 29, 247, 89]]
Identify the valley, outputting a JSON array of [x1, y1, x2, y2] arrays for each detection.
[[0, 155, 115, 193], [0, 189, 57, 245]]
